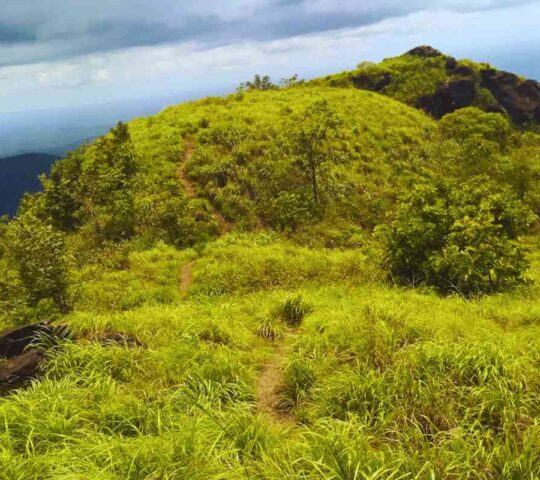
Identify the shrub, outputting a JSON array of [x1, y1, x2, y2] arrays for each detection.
[[439, 107, 513, 150], [278, 295, 313, 326], [9, 214, 70, 312], [385, 176, 534, 295]]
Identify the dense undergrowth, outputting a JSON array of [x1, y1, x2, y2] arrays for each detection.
[[1, 49, 540, 478]]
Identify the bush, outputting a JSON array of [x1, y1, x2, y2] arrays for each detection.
[[277, 295, 313, 326], [385, 176, 534, 295], [9, 215, 70, 312]]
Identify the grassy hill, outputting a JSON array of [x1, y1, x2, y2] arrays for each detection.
[[1, 51, 540, 478], [0, 153, 60, 216]]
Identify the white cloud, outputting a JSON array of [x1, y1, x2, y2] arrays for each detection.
[[0, 1, 538, 112]]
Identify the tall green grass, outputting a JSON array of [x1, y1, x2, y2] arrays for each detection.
[[2, 236, 540, 478]]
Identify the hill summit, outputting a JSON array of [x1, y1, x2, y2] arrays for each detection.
[[316, 45, 540, 126]]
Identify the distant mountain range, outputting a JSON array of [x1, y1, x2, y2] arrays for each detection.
[[0, 153, 60, 217]]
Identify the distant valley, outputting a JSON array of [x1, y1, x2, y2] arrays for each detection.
[[0, 153, 60, 216]]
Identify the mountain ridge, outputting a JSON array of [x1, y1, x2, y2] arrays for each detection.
[[314, 45, 540, 128]]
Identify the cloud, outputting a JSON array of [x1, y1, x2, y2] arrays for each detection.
[[0, 0, 539, 114], [0, 0, 536, 67]]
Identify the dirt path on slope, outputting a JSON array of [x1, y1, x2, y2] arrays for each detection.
[[256, 339, 294, 423], [177, 138, 231, 235], [179, 261, 195, 296]]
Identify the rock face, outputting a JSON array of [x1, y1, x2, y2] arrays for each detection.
[[407, 46, 443, 58], [418, 53, 540, 124], [0, 324, 146, 395], [0, 323, 72, 395], [481, 69, 540, 124], [350, 46, 540, 126], [418, 79, 477, 119], [0, 323, 71, 359], [0, 350, 46, 393]]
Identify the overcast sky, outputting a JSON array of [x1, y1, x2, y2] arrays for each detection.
[[1, 0, 539, 114]]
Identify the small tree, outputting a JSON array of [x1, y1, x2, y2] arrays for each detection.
[[385, 176, 534, 295], [280, 74, 302, 88], [9, 215, 69, 312], [289, 100, 342, 205], [241, 74, 277, 91], [506, 146, 540, 214]]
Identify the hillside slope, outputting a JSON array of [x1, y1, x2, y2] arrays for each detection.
[[127, 87, 436, 232]]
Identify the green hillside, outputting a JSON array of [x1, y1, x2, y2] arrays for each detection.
[[2, 54, 540, 478]]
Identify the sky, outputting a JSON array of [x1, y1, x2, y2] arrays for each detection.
[[1, 0, 540, 114]]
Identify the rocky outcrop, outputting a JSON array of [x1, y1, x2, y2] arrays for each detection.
[[422, 55, 540, 124], [0, 323, 146, 395], [0, 323, 72, 395], [481, 69, 540, 124], [419, 52, 540, 123], [350, 46, 540, 126], [0, 323, 70, 359], [407, 46, 443, 58], [0, 350, 46, 394], [351, 71, 392, 92], [417, 79, 477, 119]]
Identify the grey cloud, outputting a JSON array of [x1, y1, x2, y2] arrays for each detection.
[[0, 0, 537, 67], [0, 23, 36, 44]]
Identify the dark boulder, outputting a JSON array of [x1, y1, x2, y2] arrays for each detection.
[[454, 65, 474, 76], [352, 71, 392, 92], [0, 323, 71, 359], [407, 46, 443, 58], [446, 79, 477, 108], [445, 57, 458, 71], [0, 349, 45, 394]]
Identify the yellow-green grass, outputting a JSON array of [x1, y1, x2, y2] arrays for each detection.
[[2, 235, 540, 478]]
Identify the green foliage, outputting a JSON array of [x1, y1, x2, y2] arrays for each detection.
[[2, 53, 540, 479], [240, 74, 278, 91], [277, 294, 313, 326], [41, 122, 137, 242], [385, 176, 534, 294], [505, 145, 540, 214], [288, 99, 343, 206], [439, 107, 513, 150], [316, 53, 449, 104], [189, 234, 373, 296], [8, 214, 69, 312], [183, 87, 434, 230]]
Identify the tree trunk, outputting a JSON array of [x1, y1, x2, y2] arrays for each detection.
[[310, 157, 319, 204]]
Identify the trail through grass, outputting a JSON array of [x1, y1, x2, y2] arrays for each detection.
[[179, 260, 195, 296], [256, 333, 295, 423], [3, 236, 540, 478], [177, 137, 231, 235]]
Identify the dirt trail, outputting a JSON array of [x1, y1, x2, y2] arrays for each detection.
[[177, 138, 231, 235], [179, 261, 195, 296], [256, 339, 294, 423]]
